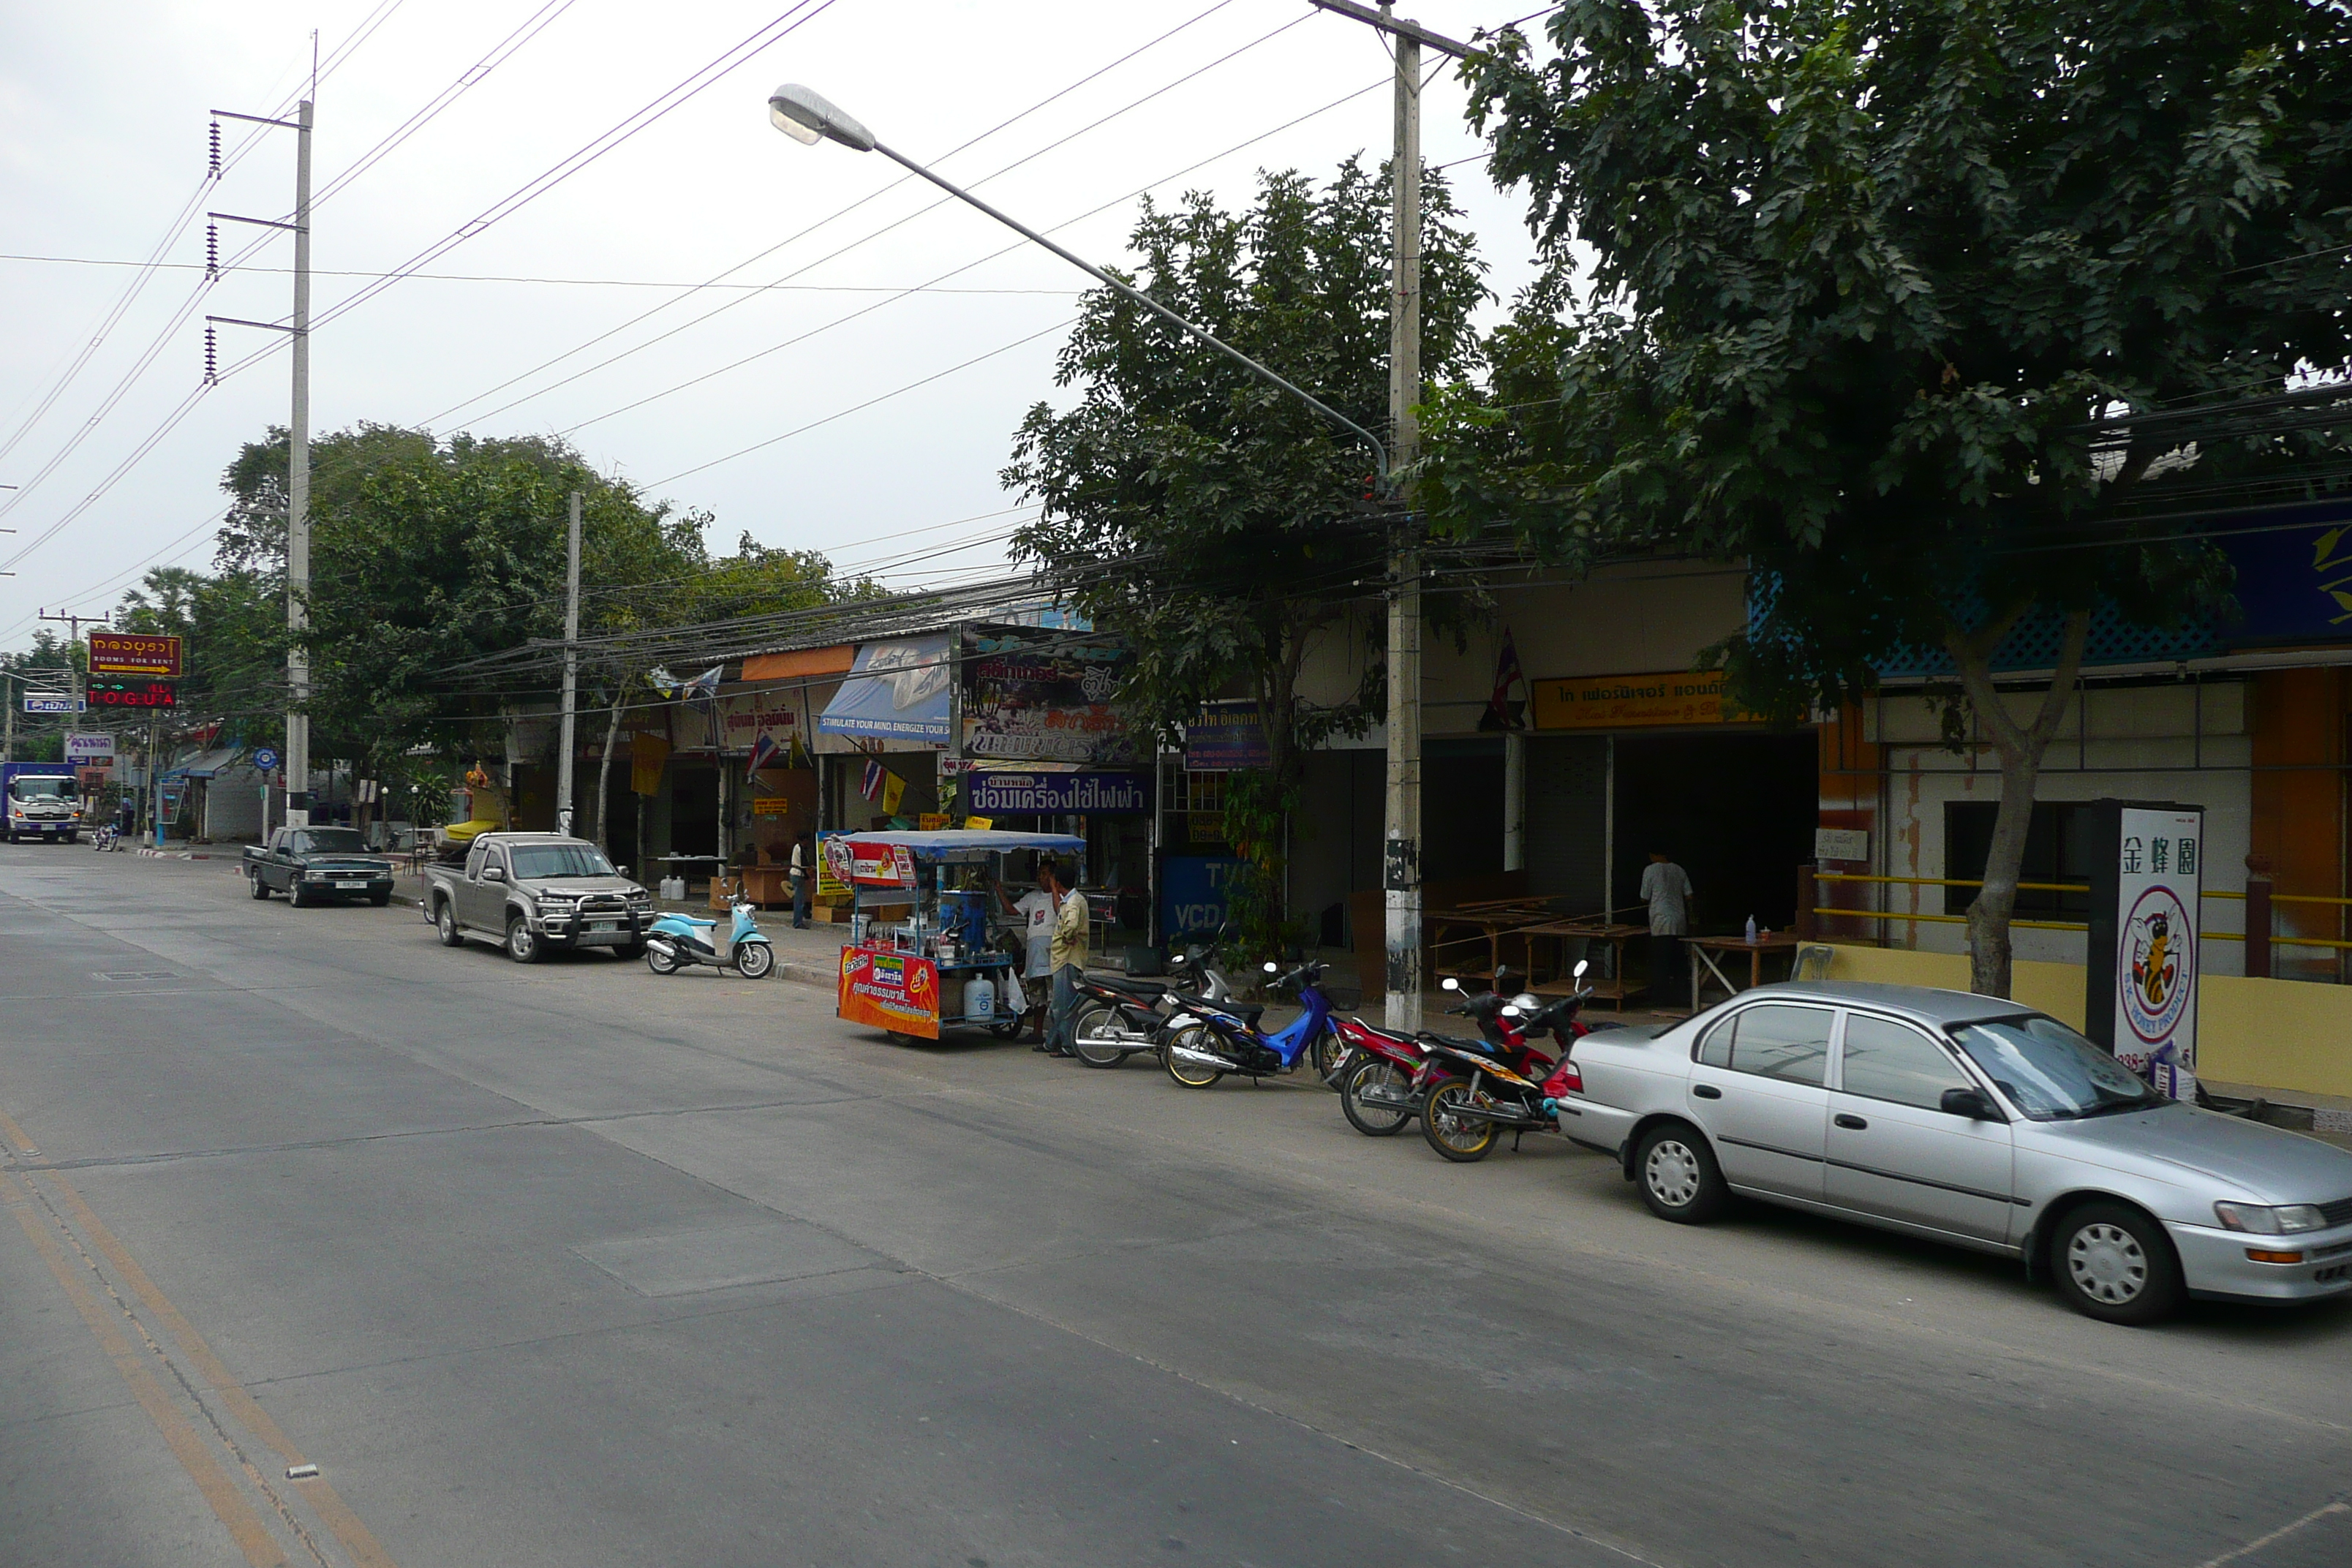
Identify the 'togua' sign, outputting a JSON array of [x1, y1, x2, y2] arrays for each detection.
[[2087, 800, 2203, 1101]]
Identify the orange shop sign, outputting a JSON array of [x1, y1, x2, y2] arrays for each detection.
[[1531, 669, 1745, 730]]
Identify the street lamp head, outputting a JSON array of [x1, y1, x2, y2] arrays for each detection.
[[767, 83, 875, 152]]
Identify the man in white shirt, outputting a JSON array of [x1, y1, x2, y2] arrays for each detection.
[[1008, 875, 1058, 1044], [1640, 848, 1694, 1004]]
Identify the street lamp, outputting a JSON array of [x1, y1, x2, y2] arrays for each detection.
[[766, 83, 1387, 483]]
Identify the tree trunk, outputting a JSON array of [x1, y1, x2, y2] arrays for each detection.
[[594, 676, 628, 858], [1946, 609, 2091, 998]]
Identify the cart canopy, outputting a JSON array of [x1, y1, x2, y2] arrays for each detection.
[[839, 829, 1085, 864]]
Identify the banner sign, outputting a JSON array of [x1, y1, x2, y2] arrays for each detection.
[[837, 947, 941, 1039], [629, 731, 670, 797], [23, 696, 86, 714], [960, 624, 1139, 765], [1532, 669, 1745, 730], [1159, 856, 1243, 940], [64, 733, 116, 764], [818, 830, 852, 897], [818, 634, 953, 742], [1183, 701, 1270, 770], [88, 679, 176, 708], [967, 770, 1150, 815], [848, 840, 918, 887], [2087, 801, 2203, 1100], [87, 632, 181, 678], [77, 766, 110, 790]]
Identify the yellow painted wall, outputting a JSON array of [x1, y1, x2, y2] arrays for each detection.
[[1817, 944, 2352, 1101]]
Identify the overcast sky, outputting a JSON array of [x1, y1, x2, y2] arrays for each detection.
[[0, 0, 1551, 653]]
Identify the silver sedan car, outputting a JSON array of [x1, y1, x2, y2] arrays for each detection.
[[1554, 981, 2352, 1324]]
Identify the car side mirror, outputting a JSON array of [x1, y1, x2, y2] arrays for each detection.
[[482, 866, 505, 883], [1940, 1087, 1999, 1121]]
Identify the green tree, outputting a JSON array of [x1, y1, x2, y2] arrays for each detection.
[[1006, 159, 1487, 955], [1425, 0, 2352, 995], [0, 631, 82, 763]]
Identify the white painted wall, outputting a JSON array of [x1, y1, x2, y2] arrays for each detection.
[[1862, 681, 2252, 975]]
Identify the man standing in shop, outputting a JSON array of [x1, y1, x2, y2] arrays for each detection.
[[1640, 847, 1694, 1007], [788, 834, 814, 929], [1041, 858, 1089, 1059]]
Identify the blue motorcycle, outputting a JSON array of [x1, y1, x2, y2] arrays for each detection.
[[1162, 960, 1341, 1089], [646, 896, 776, 979]]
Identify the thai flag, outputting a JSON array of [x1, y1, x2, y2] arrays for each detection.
[[859, 758, 885, 801], [747, 730, 783, 774]]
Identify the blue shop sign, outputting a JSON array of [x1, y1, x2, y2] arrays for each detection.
[[967, 770, 1152, 815], [1159, 856, 1243, 940]]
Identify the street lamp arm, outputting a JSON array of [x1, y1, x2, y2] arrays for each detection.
[[868, 139, 1389, 486]]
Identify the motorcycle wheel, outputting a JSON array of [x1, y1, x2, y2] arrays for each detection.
[[1341, 1056, 1414, 1137], [734, 942, 775, 979], [1070, 1003, 1127, 1069], [646, 944, 679, 975], [1310, 1028, 1345, 1086], [1161, 1024, 1224, 1090], [1421, 1078, 1499, 1163]]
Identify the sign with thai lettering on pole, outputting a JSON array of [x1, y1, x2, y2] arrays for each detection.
[[64, 734, 115, 765], [2086, 801, 2203, 1100], [967, 771, 1151, 815], [1532, 669, 1744, 729], [86, 632, 182, 678]]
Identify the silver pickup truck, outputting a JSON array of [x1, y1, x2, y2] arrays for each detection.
[[421, 832, 655, 964]]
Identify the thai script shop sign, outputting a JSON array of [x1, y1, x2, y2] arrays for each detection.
[[86, 632, 182, 679], [2087, 801, 2202, 1101], [960, 624, 1140, 765], [967, 771, 1150, 815], [1532, 669, 1746, 729]]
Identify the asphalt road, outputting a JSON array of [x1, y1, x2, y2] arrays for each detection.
[[4, 850, 2350, 1568]]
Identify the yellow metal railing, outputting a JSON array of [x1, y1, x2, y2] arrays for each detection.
[[1811, 872, 2352, 952]]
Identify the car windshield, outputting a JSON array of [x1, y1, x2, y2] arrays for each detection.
[[9, 777, 72, 801], [508, 844, 615, 879], [1948, 1015, 2166, 1120], [295, 829, 369, 854]]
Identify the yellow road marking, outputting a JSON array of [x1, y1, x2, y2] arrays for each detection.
[[0, 1106, 397, 1568], [1, 1172, 286, 1567]]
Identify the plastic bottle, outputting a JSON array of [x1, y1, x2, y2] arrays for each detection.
[[1744, 914, 1758, 945]]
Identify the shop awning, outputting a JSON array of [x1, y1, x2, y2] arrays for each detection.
[[817, 634, 952, 742], [162, 746, 244, 780]]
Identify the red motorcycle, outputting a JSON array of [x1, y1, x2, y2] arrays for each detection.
[[1329, 971, 1568, 1137], [1414, 965, 1603, 1163]]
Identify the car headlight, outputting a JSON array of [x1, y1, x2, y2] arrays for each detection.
[[2214, 1202, 2329, 1234]]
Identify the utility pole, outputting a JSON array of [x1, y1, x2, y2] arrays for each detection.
[[205, 97, 312, 824], [557, 489, 581, 837], [1309, 1, 1471, 1030], [3, 672, 14, 764]]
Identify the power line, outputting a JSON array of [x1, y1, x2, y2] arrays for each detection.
[[0, 255, 1082, 294]]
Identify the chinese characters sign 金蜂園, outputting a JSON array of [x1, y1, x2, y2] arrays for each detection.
[[2108, 806, 2202, 1100]]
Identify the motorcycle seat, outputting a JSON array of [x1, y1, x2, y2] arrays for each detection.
[[1195, 1000, 1266, 1030], [1090, 974, 1166, 999]]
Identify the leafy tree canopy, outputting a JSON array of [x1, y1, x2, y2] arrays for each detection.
[[1423, 0, 2352, 992]]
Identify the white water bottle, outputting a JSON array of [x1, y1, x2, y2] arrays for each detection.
[[1744, 914, 1758, 945]]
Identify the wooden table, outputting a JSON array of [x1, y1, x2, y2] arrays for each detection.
[[1425, 902, 1556, 987], [1686, 932, 1803, 1012], [1518, 920, 1647, 1010]]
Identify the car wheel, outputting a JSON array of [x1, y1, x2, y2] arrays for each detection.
[[614, 942, 647, 962], [505, 915, 540, 964], [2053, 1201, 2183, 1326], [288, 881, 312, 908], [1635, 1122, 1729, 1224], [249, 871, 271, 900], [435, 902, 465, 947]]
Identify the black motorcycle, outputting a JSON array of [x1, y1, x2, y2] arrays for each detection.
[[1414, 966, 1599, 1164]]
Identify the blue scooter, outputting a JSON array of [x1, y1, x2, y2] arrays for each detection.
[[646, 895, 776, 979], [1162, 959, 1341, 1088]]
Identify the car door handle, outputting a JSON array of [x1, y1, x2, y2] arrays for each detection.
[[1692, 1084, 1723, 1100], [1834, 1113, 1868, 1130]]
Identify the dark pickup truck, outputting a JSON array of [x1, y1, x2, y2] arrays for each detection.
[[244, 826, 396, 906]]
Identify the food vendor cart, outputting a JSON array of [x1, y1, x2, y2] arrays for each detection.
[[834, 829, 1086, 1041]]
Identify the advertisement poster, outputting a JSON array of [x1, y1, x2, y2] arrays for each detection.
[[87, 631, 182, 678], [1183, 701, 1269, 770], [848, 840, 918, 886], [818, 635, 953, 742], [967, 771, 1150, 815], [960, 624, 1139, 765], [818, 831, 852, 897], [2110, 806, 2202, 1098], [837, 947, 940, 1038], [1531, 670, 1744, 730]]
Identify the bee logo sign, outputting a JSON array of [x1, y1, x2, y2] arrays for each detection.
[[2088, 802, 2203, 1101]]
